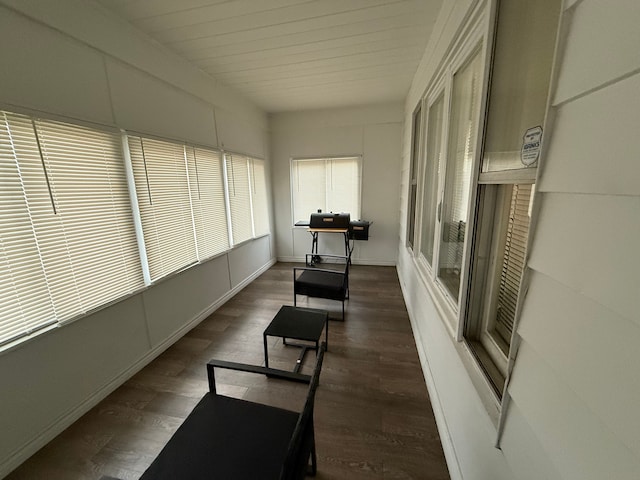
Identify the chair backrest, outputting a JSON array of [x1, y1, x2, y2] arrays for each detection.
[[279, 343, 326, 480]]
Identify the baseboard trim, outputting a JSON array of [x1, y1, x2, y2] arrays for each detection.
[[397, 265, 464, 480], [0, 257, 276, 479]]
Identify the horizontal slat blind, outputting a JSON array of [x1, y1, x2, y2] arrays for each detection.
[[129, 136, 197, 282], [186, 146, 230, 259], [438, 48, 483, 300], [250, 158, 270, 236], [291, 159, 326, 223], [2, 112, 143, 330], [495, 183, 533, 343], [326, 157, 361, 218], [225, 154, 253, 245], [0, 113, 56, 346]]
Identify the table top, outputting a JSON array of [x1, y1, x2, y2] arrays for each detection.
[[308, 228, 348, 233], [264, 305, 328, 341]]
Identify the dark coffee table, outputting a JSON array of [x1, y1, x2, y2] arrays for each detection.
[[264, 305, 328, 375]]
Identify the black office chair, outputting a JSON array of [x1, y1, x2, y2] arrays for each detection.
[[293, 254, 349, 320]]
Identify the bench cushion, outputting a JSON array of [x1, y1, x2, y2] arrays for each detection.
[[141, 392, 299, 480], [295, 270, 346, 300]]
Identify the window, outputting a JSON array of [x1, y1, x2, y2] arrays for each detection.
[[128, 136, 198, 282], [0, 110, 271, 349], [224, 153, 270, 245], [419, 92, 445, 268], [411, 0, 560, 404], [250, 158, 270, 237], [406, 106, 422, 248], [0, 111, 143, 347], [463, 0, 561, 398], [186, 145, 230, 259], [437, 47, 484, 304], [291, 156, 361, 224], [225, 153, 253, 245]]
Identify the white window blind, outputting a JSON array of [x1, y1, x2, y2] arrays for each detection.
[[291, 159, 326, 223], [327, 158, 361, 217], [0, 113, 56, 346], [225, 154, 253, 245], [494, 183, 533, 343], [186, 146, 230, 259], [129, 136, 197, 282], [250, 158, 270, 237], [438, 49, 483, 301], [0, 111, 143, 345], [291, 156, 361, 224]]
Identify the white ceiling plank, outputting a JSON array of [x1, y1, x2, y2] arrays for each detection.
[[161, 1, 431, 46], [207, 51, 422, 82], [195, 28, 425, 69], [132, 0, 314, 32], [176, 12, 428, 58], [97, 0, 231, 21], [96, 0, 444, 112]]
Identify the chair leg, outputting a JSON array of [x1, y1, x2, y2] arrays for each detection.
[[308, 433, 317, 476]]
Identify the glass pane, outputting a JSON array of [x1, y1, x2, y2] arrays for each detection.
[[482, 0, 561, 172], [407, 106, 421, 248], [420, 93, 444, 266], [493, 183, 534, 345], [438, 49, 483, 301]]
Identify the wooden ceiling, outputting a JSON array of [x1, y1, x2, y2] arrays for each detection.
[[97, 0, 443, 112]]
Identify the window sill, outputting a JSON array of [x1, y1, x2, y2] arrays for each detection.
[[412, 253, 503, 430]]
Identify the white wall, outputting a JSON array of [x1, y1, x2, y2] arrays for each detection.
[[0, 1, 274, 477], [271, 103, 403, 265], [397, 0, 640, 479]]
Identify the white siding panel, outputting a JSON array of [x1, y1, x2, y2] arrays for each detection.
[[228, 235, 272, 288], [0, 294, 148, 464], [143, 255, 231, 347], [0, 6, 113, 124], [500, 400, 563, 480], [518, 271, 640, 456], [106, 59, 217, 146], [540, 73, 640, 195], [553, 0, 640, 104], [528, 193, 640, 323], [509, 343, 640, 480]]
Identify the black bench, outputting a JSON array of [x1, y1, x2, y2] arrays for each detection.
[[294, 254, 349, 320], [140, 343, 326, 480]]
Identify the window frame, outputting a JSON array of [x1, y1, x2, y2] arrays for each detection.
[[290, 155, 362, 226], [416, 80, 447, 274], [410, 0, 561, 430], [406, 103, 423, 249]]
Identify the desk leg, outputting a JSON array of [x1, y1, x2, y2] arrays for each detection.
[[263, 334, 269, 368], [311, 232, 318, 255]]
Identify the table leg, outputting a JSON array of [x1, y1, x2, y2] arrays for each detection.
[[263, 333, 269, 368]]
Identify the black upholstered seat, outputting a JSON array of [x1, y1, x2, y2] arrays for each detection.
[[294, 254, 349, 320], [140, 344, 325, 480]]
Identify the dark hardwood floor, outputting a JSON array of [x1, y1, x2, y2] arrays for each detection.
[[6, 263, 450, 480]]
